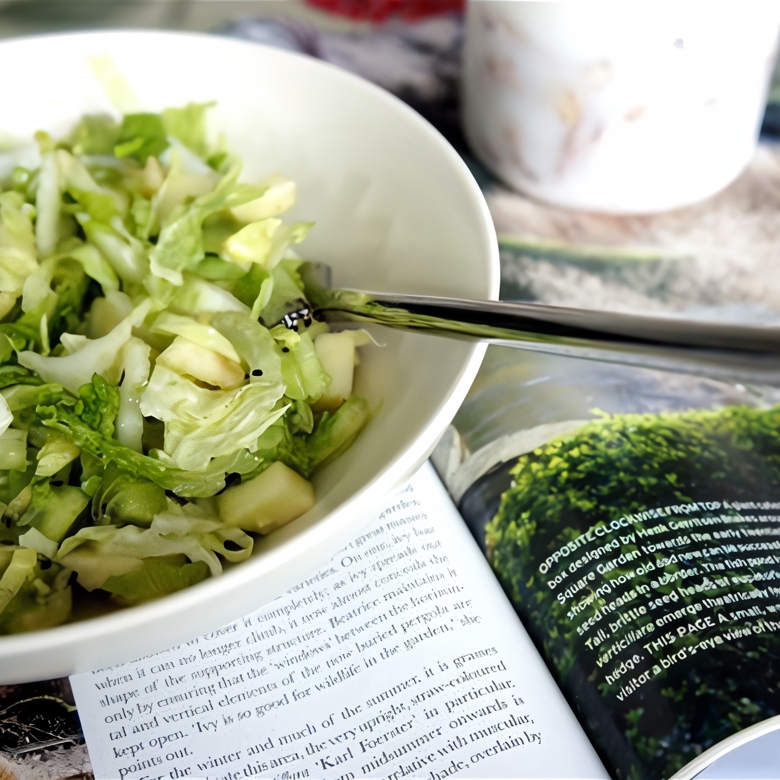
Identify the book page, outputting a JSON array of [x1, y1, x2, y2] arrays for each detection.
[[70, 463, 608, 780]]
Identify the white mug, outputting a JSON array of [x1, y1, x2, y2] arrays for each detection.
[[462, 0, 780, 213]]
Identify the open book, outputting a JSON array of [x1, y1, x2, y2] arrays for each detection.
[[68, 346, 780, 780]]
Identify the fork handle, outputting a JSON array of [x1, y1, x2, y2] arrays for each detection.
[[311, 288, 780, 385]]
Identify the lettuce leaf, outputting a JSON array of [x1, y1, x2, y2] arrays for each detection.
[[57, 499, 252, 589], [254, 395, 371, 478], [149, 160, 266, 285], [66, 243, 120, 295], [230, 173, 296, 223], [222, 218, 311, 270], [151, 311, 240, 363], [257, 260, 308, 328], [17, 478, 90, 543], [101, 555, 210, 604], [0, 428, 28, 471], [0, 547, 38, 613], [0, 366, 41, 388], [0, 550, 72, 634], [18, 298, 149, 392], [139, 364, 288, 471], [0, 191, 37, 299], [114, 113, 168, 165], [91, 461, 167, 527], [116, 337, 151, 453], [168, 274, 250, 316], [35, 152, 63, 258], [143, 149, 221, 240], [78, 215, 149, 287], [33, 377, 238, 497], [68, 114, 120, 156], [34, 435, 80, 477], [210, 311, 282, 385], [161, 103, 216, 160]]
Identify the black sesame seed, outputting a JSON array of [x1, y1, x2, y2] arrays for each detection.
[[215, 473, 241, 495], [282, 347, 290, 353], [251, 369, 263, 377], [164, 490, 188, 506]]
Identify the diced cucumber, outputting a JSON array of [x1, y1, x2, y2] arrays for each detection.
[[217, 461, 315, 534], [314, 332, 356, 412], [30, 484, 90, 543]]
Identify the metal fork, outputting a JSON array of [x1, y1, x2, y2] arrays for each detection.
[[297, 262, 780, 385]]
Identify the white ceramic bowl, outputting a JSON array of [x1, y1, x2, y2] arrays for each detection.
[[0, 31, 498, 682]]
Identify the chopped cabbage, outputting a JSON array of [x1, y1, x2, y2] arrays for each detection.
[[0, 101, 374, 634]]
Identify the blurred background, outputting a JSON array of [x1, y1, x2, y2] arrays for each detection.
[[0, 1, 303, 38], [0, 0, 465, 37]]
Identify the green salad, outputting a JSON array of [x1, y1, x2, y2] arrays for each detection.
[[0, 103, 372, 634]]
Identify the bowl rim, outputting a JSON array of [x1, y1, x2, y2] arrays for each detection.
[[0, 29, 500, 680]]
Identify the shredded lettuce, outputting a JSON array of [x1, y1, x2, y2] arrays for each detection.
[[230, 173, 296, 223], [161, 103, 217, 160], [35, 435, 79, 477], [0, 191, 37, 298], [34, 379, 233, 498], [0, 100, 374, 634], [151, 311, 241, 363], [0, 393, 12, 437], [0, 428, 28, 471], [58, 499, 252, 589], [18, 478, 90, 543], [139, 364, 288, 471], [115, 113, 169, 165], [0, 547, 74, 633], [116, 337, 151, 452], [18, 298, 150, 393], [102, 556, 210, 605], [222, 218, 311, 270]]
